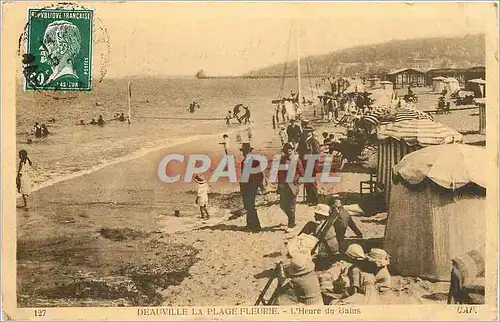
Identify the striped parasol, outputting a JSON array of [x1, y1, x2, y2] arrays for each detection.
[[377, 119, 463, 146], [393, 107, 433, 122], [361, 107, 393, 125]]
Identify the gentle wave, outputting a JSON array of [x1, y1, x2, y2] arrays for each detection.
[[27, 125, 251, 194]]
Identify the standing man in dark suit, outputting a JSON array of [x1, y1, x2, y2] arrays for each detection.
[[277, 143, 304, 233], [239, 142, 266, 232], [297, 126, 321, 205]]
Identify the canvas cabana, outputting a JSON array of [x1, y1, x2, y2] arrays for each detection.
[[376, 119, 463, 203], [444, 77, 460, 95], [475, 98, 486, 135], [384, 144, 487, 281], [467, 78, 486, 98], [367, 77, 381, 88], [369, 89, 393, 108], [380, 80, 394, 91], [432, 76, 446, 93]]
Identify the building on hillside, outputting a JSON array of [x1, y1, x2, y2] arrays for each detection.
[[386, 68, 426, 88]]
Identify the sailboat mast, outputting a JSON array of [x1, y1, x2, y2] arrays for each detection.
[[295, 22, 301, 107], [127, 81, 132, 124]]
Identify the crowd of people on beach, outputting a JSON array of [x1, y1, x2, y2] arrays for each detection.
[[230, 82, 395, 305]]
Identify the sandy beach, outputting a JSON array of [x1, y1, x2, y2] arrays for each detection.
[[16, 84, 484, 307]]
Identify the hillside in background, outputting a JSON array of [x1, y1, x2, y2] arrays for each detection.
[[247, 34, 485, 76]]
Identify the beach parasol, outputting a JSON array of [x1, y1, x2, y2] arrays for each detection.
[[361, 106, 393, 125], [468, 78, 486, 84], [393, 144, 487, 189], [377, 119, 463, 146], [393, 107, 433, 123]]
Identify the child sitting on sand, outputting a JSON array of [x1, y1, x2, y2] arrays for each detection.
[[194, 174, 210, 219]]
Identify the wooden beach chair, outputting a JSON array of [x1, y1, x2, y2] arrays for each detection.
[[255, 209, 340, 306], [255, 261, 290, 306], [297, 207, 340, 256]]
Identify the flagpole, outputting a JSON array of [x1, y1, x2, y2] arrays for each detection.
[[296, 22, 301, 111], [127, 81, 131, 124]]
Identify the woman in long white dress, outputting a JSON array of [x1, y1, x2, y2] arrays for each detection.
[[17, 150, 32, 208]]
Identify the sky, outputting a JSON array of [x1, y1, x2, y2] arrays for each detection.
[[16, 2, 493, 77]]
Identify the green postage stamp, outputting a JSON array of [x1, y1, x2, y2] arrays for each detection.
[[24, 8, 93, 91]]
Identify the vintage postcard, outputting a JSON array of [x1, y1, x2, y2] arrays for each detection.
[[1, 1, 498, 321]]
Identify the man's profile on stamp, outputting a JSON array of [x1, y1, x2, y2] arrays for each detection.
[[24, 7, 93, 91], [39, 20, 81, 87]]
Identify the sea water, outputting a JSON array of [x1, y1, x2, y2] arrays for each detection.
[[16, 77, 321, 189]]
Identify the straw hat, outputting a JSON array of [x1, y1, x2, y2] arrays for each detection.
[[193, 174, 205, 184], [366, 248, 390, 267], [239, 142, 253, 152], [304, 126, 315, 133], [345, 244, 366, 261], [288, 254, 315, 277], [313, 204, 330, 218]]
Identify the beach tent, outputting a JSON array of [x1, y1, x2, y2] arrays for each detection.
[[369, 89, 393, 108], [444, 77, 460, 95], [380, 81, 394, 91], [467, 78, 486, 98], [367, 78, 381, 88], [384, 144, 487, 281], [344, 79, 364, 93], [475, 98, 486, 135], [432, 76, 446, 93], [376, 119, 463, 203]]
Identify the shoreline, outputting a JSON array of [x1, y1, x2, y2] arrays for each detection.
[[18, 124, 253, 197]]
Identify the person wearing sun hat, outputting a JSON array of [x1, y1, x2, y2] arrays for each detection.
[[316, 243, 367, 303], [365, 248, 391, 290], [330, 194, 363, 253], [277, 142, 304, 233], [286, 119, 301, 148], [345, 248, 392, 303], [281, 253, 323, 305], [239, 142, 266, 232], [297, 126, 321, 205], [194, 174, 210, 219]]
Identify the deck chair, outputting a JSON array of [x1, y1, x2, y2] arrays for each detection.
[[255, 210, 340, 306], [255, 261, 290, 306], [447, 249, 485, 304], [297, 207, 340, 256], [338, 115, 354, 128]]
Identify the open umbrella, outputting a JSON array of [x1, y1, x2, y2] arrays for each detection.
[[377, 118, 463, 146], [393, 144, 487, 189], [393, 107, 433, 122], [361, 106, 393, 125]]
